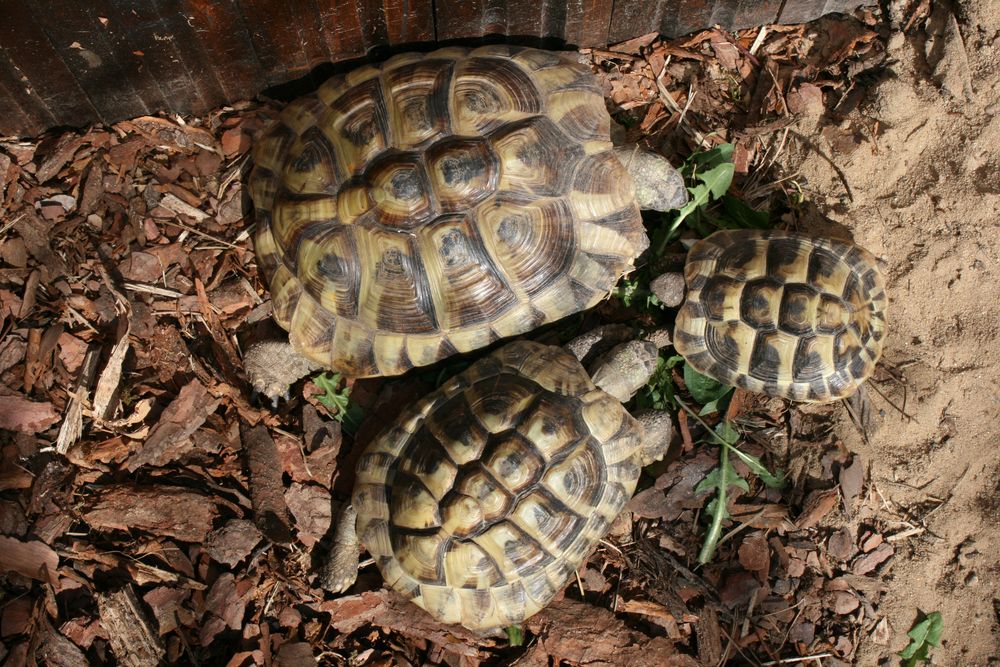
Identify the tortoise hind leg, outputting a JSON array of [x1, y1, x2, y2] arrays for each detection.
[[318, 504, 360, 593]]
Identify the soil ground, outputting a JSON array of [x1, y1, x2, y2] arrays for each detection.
[[779, 0, 1000, 662]]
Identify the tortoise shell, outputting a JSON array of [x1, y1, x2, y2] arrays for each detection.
[[352, 340, 645, 630], [249, 46, 647, 377], [674, 229, 887, 402]]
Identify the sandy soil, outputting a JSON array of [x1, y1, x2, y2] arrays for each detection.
[[776, 1, 1000, 662]]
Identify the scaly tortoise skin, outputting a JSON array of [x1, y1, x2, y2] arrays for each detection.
[[348, 340, 648, 630], [248, 46, 648, 378], [674, 229, 887, 402]]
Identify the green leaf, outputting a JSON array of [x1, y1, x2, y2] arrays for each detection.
[[899, 612, 943, 665], [313, 372, 351, 422], [701, 162, 735, 199], [728, 447, 786, 489], [719, 194, 770, 229], [505, 625, 524, 646], [683, 362, 732, 405], [687, 143, 734, 171]]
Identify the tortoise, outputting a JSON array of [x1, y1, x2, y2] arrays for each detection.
[[663, 229, 887, 403], [319, 336, 671, 631], [244, 45, 687, 400]]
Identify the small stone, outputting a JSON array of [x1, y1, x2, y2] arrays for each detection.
[[964, 571, 979, 586], [649, 272, 687, 308]]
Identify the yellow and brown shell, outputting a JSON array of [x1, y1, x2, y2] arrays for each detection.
[[352, 340, 645, 630], [249, 46, 647, 377], [674, 229, 887, 402]]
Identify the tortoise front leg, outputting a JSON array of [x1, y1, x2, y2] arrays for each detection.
[[318, 503, 360, 593], [243, 339, 321, 405]]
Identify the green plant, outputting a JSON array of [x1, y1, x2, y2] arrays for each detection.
[[899, 612, 943, 666], [313, 372, 363, 433], [675, 397, 785, 564], [505, 625, 524, 646], [650, 143, 771, 255]]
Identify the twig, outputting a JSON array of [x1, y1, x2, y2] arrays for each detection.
[[159, 219, 243, 250], [760, 654, 833, 666]]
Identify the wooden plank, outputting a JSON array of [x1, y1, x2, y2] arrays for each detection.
[[668, 0, 719, 39], [608, 0, 661, 44], [537, 0, 570, 44], [95, 0, 210, 117], [435, 0, 488, 41], [564, 0, 613, 48], [0, 2, 100, 130], [33, 0, 166, 122], [237, 0, 321, 87], [316, 0, 366, 63], [484, 0, 510, 35], [355, 0, 391, 53], [178, 0, 267, 103], [383, 0, 435, 45], [732, 0, 784, 31], [0, 55, 49, 137], [779, 0, 863, 24]]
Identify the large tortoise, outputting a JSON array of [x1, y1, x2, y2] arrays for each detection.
[[245, 45, 686, 399], [320, 337, 671, 631]]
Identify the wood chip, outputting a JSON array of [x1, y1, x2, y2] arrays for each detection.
[[284, 482, 332, 547], [204, 519, 263, 567], [0, 395, 60, 433], [527, 598, 700, 667], [126, 379, 220, 470], [243, 424, 293, 544], [738, 533, 771, 573], [96, 586, 166, 667], [796, 488, 840, 529], [851, 542, 894, 575], [83, 484, 218, 542]]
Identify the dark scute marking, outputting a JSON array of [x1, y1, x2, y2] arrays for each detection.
[[373, 238, 438, 332], [833, 332, 857, 372], [711, 241, 759, 274], [739, 277, 780, 329], [849, 354, 869, 380], [569, 279, 596, 310], [702, 274, 744, 321], [791, 335, 824, 383], [704, 323, 742, 375], [842, 274, 861, 304], [807, 246, 841, 284], [861, 268, 880, 293], [439, 229, 469, 267], [465, 88, 503, 113], [748, 331, 783, 381], [498, 451, 522, 478], [317, 253, 348, 279], [808, 378, 829, 401], [390, 169, 423, 200], [766, 237, 805, 276], [779, 283, 819, 336], [492, 524, 555, 578], [441, 152, 486, 186]]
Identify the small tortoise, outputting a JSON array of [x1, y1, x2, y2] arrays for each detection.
[[667, 229, 887, 402], [320, 337, 669, 631], [245, 45, 686, 399]]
